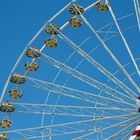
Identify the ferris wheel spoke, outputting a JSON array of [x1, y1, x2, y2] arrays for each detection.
[[1, 114, 138, 136], [39, 52, 136, 102], [0, 119, 101, 136], [86, 24, 137, 72], [84, 0, 102, 11], [114, 71, 137, 92], [71, 3, 140, 97], [16, 110, 137, 119], [107, 60, 140, 91], [18, 104, 38, 113], [107, 59, 140, 96], [12, 102, 136, 117], [41, 33, 115, 110], [117, 12, 135, 20], [27, 83, 110, 107], [96, 30, 117, 34], [106, 1, 140, 80], [56, 28, 138, 100], [67, 26, 138, 90], [12, 102, 136, 112], [40, 30, 116, 139], [17, 105, 138, 124], [105, 130, 133, 140], [121, 129, 134, 140], [17, 111, 94, 117], [39, 39, 90, 132], [95, 12, 136, 34], [26, 79, 112, 107], [25, 75, 136, 108], [31, 16, 118, 140], [96, 24, 137, 33], [133, 0, 140, 31], [108, 58, 140, 81], [91, 13, 135, 35], [104, 118, 140, 140], [9, 128, 132, 140], [97, 24, 136, 49], [42, 24, 138, 131], [10, 129, 95, 140], [72, 115, 139, 140], [92, 128, 133, 140], [17, 132, 34, 138], [9, 127, 133, 140], [13, 130, 47, 140]]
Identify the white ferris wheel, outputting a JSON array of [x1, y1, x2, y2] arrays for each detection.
[[0, 0, 140, 140]]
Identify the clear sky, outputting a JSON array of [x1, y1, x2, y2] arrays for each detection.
[[0, 0, 140, 140]]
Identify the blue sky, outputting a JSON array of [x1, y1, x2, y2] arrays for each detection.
[[0, 0, 140, 139]]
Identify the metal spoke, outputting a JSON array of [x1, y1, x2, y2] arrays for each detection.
[[133, 0, 140, 31], [104, 118, 139, 140], [25, 76, 136, 109], [1, 113, 138, 135], [107, 0, 140, 79], [121, 129, 134, 140], [40, 52, 135, 102], [72, 115, 139, 140], [11, 102, 137, 117], [71, 3, 140, 96], [57, 28, 138, 99]]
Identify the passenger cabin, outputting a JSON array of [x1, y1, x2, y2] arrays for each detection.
[[10, 74, 25, 84], [0, 102, 15, 112], [0, 133, 9, 140], [68, 4, 84, 15], [69, 18, 82, 28], [96, 2, 109, 12], [45, 38, 58, 48], [24, 63, 39, 72], [0, 119, 12, 129], [45, 24, 60, 35], [25, 48, 41, 58], [9, 89, 23, 99]]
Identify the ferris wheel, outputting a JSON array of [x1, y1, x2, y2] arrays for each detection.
[[0, 0, 140, 139]]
